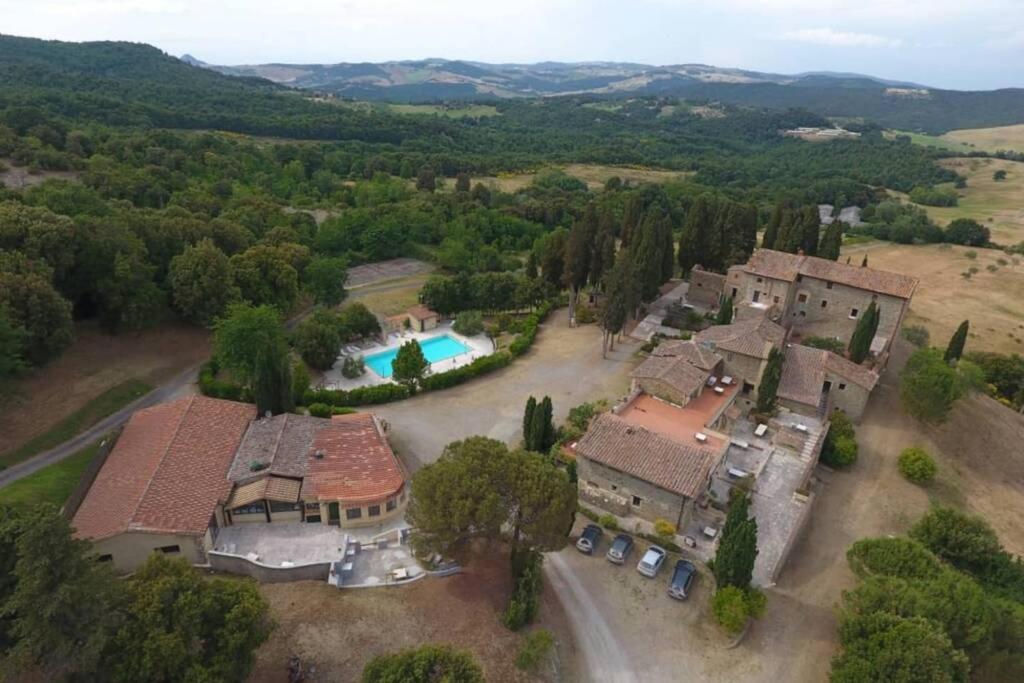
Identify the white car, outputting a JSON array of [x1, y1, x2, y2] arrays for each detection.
[[636, 545, 667, 578]]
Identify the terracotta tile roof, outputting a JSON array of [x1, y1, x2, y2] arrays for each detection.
[[631, 354, 710, 399], [652, 339, 723, 371], [228, 413, 327, 482], [227, 476, 302, 508], [694, 316, 786, 359], [302, 413, 406, 504], [576, 413, 720, 499], [407, 304, 438, 321], [73, 396, 253, 540], [778, 345, 828, 407], [778, 344, 880, 408], [743, 249, 918, 299]]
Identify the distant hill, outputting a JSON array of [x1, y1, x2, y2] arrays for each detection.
[[187, 56, 1024, 134]]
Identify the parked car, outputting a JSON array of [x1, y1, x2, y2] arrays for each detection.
[[668, 559, 697, 600], [576, 524, 603, 554], [606, 533, 634, 564], [636, 545, 667, 577]]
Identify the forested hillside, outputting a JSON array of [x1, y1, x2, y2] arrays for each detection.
[[0, 34, 962, 381]]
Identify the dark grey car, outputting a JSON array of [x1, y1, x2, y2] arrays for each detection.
[[605, 533, 634, 564], [668, 559, 697, 600], [576, 524, 602, 554]]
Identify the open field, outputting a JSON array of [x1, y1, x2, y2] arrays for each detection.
[[347, 272, 433, 317], [250, 548, 576, 682], [886, 130, 973, 153], [890, 157, 1024, 244], [0, 322, 210, 458], [386, 103, 500, 118], [0, 439, 101, 507], [0, 379, 149, 469], [941, 124, 1024, 153], [474, 164, 693, 193], [840, 241, 1024, 355]]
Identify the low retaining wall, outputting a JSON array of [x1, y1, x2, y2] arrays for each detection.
[[208, 551, 331, 583]]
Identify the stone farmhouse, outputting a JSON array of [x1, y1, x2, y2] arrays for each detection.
[[70, 396, 407, 573], [573, 249, 918, 584]]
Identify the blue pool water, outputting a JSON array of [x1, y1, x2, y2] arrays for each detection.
[[363, 334, 471, 378]]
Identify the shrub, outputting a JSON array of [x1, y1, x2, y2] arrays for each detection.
[[341, 355, 365, 379], [197, 359, 249, 402], [654, 518, 676, 543], [965, 250, 978, 260], [452, 310, 484, 336], [897, 446, 937, 483], [509, 302, 552, 357], [846, 537, 943, 580], [308, 402, 333, 418], [820, 410, 858, 467], [515, 630, 555, 672], [503, 550, 543, 631], [804, 336, 845, 354], [291, 360, 311, 406], [575, 303, 596, 324], [902, 324, 931, 348], [303, 382, 410, 408], [418, 352, 511, 391], [598, 514, 618, 531], [362, 645, 484, 683], [712, 587, 766, 636]]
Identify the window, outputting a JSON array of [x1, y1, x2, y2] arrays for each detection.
[[368, 505, 381, 517], [796, 274, 803, 282], [346, 507, 362, 520], [233, 502, 266, 515], [821, 300, 828, 308], [756, 277, 763, 283], [773, 296, 780, 304], [731, 287, 738, 298], [849, 308, 859, 319], [158, 545, 180, 555], [799, 311, 806, 317], [270, 500, 299, 513], [611, 484, 619, 492], [305, 502, 321, 510], [839, 383, 847, 390], [631, 495, 642, 507], [797, 293, 808, 303], [826, 282, 833, 290], [97, 554, 113, 563], [386, 498, 396, 512]]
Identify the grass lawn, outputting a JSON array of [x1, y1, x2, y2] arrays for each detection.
[[0, 439, 102, 507], [0, 378, 151, 469], [886, 129, 973, 153]]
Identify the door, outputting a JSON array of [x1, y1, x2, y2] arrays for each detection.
[[328, 502, 340, 525]]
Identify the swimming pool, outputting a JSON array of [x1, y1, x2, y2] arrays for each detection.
[[363, 334, 471, 378]]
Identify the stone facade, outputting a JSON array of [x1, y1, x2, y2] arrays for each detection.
[[91, 530, 212, 574], [631, 376, 700, 408], [717, 350, 768, 393], [785, 278, 907, 348], [577, 457, 694, 529], [688, 267, 726, 308]]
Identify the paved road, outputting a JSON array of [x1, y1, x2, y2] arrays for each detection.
[[0, 363, 203, 488]]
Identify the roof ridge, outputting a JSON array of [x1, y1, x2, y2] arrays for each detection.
[[269, 412, 289, 469], [128, 395, 194, 529]]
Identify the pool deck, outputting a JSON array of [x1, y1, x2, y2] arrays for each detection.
[[320, 322, 494, 390]]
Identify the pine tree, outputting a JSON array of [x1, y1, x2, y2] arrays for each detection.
[[818, 221, 845, 261], [944, 320, 969, 363], [393, 339, 429, 388], [522, 396, 537, 449], [713, 490, 759, 589], [716, 296, 734, 325], [848, 302, 879, 363], [756, 347, 783, 414], [529, 396, 554, 452]]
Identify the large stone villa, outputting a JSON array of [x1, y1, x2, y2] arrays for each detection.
[[70, 396, 407, 573], [574, 249, 918, 584]]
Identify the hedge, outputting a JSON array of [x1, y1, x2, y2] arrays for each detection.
[[509, 302, 553, 357], [419, 351, 511, 391], [198, 360, 250, 402], [303, 382, 411, 407]]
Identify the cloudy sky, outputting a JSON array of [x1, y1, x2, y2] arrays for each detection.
[[2, 0, 1022, 89]]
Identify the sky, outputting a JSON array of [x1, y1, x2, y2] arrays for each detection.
[[1, 0, 1022, 90]]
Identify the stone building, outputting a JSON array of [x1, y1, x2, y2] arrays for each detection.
[[575, 413, 722, 529], [725, 249, 917, 358], [70, 397, 407, 573], [631, 341, 723, 407], [777, 344, 879, 421], [693, 316, 786, 397], [687, 266, 726, 308]]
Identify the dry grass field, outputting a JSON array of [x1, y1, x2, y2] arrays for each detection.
[[941, 124, 1024, 153], [840, 241, 1024, 354], [473, 164, 692, 193]]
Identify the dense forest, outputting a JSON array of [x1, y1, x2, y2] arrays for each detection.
[[0, 34, 965, 381]]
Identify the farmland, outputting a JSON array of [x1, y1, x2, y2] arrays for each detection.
[[940, 123, 1024, 153]]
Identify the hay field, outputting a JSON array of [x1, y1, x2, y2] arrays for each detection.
[[941, 124, 1024, 153], [840, 241, 1024, 355], [474, 164, 693, 192]]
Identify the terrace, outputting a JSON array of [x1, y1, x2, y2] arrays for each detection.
[[617, 382, 737, 451]]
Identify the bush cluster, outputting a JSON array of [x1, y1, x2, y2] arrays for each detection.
[[503, 550, 543, 631], [711, 586, 766, 636], [303, 382, 411, 407], [197, 359, 250, 402], [820, 410, 858, 468], [508, 302, 553, 357], [418, 351, 511, 391], [898, 447, 938, 484], [515, 630, 555, 672]]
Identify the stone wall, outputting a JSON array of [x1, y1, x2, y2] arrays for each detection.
[[208, 551, 332, 583], [688, 268, 726, 307], [785, 278, 907, 349], [577, 457, 688, 527], [93, 531, 208, 574], [633, 377, 696, 408]]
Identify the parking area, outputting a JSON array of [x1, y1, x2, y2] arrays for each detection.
[[548, 521, 759, 682]]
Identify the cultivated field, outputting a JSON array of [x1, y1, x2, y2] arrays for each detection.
[[941, 124, 1024, 153], [386, 103, 500, 118], [474, 164, 693, 193], [885, 130, 973, 153], [840, 241, 1024, 355]]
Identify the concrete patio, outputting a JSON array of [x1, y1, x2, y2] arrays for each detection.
[[213, 523, 348, 566]]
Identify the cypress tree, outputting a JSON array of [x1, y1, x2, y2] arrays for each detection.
[[800, 205, 821, 256], [861, 254, 869, 267], [848, 302, 879, 364], [678, 194, 712, 275], [620, 195, 643, 247], [944, 320, 969, 363], [659, 213, 676, 283], [773, 209, 802, 254], [564, 205, 596, 322], [631, 211, 665, 301], [819, 221, 844, 261], [716, 296, 734, 325], [254, 346, 293, 416], [523, 396, 537, 450], [713, 490, 759, 589], [762, 203, 784, 250], [756, 347, 783, 414], [601, 252, 635, 357], [529, 396, 554, 452]]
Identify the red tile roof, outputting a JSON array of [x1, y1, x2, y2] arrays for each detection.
[[407, 304, 438, 321], [743, 249, 918, 299], [303, 413, 406, 504], [778, 344, 880, 407], [576, 413, 721, 499], [694, 316, 786, 359], [72, 396, 254, 540]]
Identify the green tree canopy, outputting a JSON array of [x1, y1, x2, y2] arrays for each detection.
[[292, 308, 342, 371], [944, 320, 969, 363], [713, 490, 759, 590], [756, 347, 783, 414], [213, 302, 288, 384], [168, 238, 238, 325], [229, 244, 300, 310], [901, 347, 962, 423], [392, 340, 428, 388], [362, 644, 484, 683], [305, 255, 348, 308]]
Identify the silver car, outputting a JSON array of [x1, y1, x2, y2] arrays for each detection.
[[636, 545, 667, 578], [606, 533, 634, 564]]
